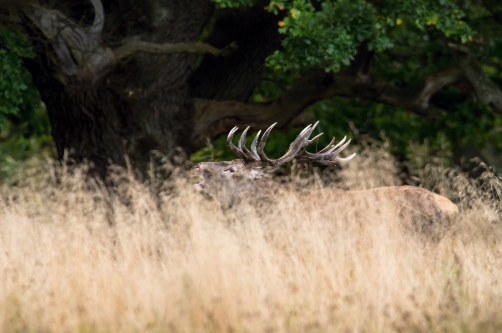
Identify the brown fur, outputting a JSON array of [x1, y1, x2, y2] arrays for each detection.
[[305, 186, 458, 240], [194, 160, 458, 241]]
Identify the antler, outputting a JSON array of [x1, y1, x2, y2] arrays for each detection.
[[227, 122, 356, 166]]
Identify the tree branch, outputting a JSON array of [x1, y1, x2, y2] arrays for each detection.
[[113, 40, 237, 60], [190, 68, 463, 149], [414, 67, 464, 107], [88, 0, 104, 36], [443, 38, 502, 114], [23, 2, 116, 85], [23, 0, 234, 87]]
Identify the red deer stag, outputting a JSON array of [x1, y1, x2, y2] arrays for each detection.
[[194, 122, 458, 240]]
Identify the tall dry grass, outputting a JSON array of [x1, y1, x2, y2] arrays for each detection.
[[0, 147, 501, 333]]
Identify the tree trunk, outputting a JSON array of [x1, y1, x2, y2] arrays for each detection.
[[124, 0, 214, 164], [38, 79, 126, 179], [21, 0, 215, 178], [22, 18, 126, 179]]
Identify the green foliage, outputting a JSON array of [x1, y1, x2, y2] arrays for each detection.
[[0, 29, 51, 180], [212, 0, 473, 72], [0, 92, 52, 180], [310, 93, 502, 157], [192, 92, 502, 170], [201, 0, 502, 171], [268, 0, 473, 72], [0, 1, 499, 177], [0, 29, 32, 122]]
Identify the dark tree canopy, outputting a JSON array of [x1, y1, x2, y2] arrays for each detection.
[[1, 0, 502, 178]]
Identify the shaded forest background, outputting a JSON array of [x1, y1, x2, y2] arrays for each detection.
[[1, 0, 502, 181]]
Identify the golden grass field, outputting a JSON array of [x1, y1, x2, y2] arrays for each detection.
[[0, 148, 501, 333]]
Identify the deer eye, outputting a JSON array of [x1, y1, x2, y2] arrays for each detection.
[[224, 167, 235, 173]]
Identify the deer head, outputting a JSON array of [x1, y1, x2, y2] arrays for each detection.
[[194, 122, 356, 204]]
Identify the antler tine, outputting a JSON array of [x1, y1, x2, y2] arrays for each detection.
[[296, 136, 356, 165], [286, 124, 312, 149], [227, 126, 249, 161], [283, 121, 318, 156], [257, 123, 277, 164], [310, 138, 351, 160], [234, 121, 355, 167], [333, 152, 356, 163], [238, 126, 249, 151], [289, 121, 319, 149], [259, 122, 319, 166], [327, 138, 351, 157], [250, 130, 262, 160], [319, 136, 346, 155], [298, 123, 313, 136], [315, 136, 335, 154], [307, 132, 323, 146], [330, 136, 347, 151], [238, 126, 260, 162]]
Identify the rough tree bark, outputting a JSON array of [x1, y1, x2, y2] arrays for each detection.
[[20, 0, 219, 178], [22, 0, 125, 178]]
